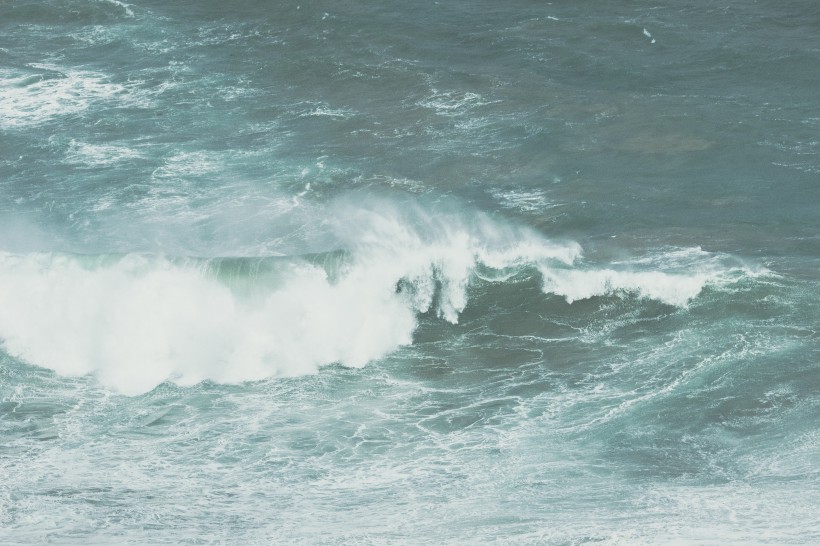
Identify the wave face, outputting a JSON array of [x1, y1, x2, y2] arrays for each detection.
[[2, 0, 820, 543]]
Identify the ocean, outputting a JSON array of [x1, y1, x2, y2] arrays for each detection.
[[1, 0, 819, 543]]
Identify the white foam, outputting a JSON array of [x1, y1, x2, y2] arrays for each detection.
[[417, 91, 498, 117], [70, 25, 120, 46], [491, 188, 564, 213], [0, 64, 150, 129], [296, 102, 355, 119], [538, 245, 756, 306], [540, 267, 709, 306], [99, 0, 135, 18], [151, 151, 225, 179], [0, 67, 124, 128], [65, 140, 144, 167], [0, 252, 415, 395]]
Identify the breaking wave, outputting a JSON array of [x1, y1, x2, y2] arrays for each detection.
[[0, 205, 751, 394]]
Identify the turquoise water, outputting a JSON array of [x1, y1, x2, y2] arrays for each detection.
[[1, 1, 819, 543]]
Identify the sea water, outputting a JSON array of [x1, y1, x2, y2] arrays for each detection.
[[1, 1, 819, 543]]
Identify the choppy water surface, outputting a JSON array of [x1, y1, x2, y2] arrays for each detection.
[[1, 1, 819, 543]]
